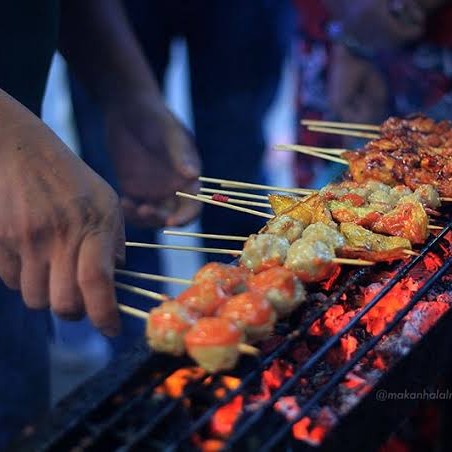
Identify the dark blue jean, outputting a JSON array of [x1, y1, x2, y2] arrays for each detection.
[[0, 283, 49, 450]]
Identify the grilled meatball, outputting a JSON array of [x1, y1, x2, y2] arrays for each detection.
[[413, 184, 441, 209], [284, 240, 337, 283], [184, 318, 244, 373], [248, 266, 307, 317], [240, 233, 290, 273], [217, 291, 277, 343], [146, 301, 198, 356], [301, 223, 346, 250], [176, 281, 229, 316], [265, 214, 305, 243], [193, 262, 249, 294]]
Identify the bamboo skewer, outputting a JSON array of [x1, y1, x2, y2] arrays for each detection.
[[199, 176, 314, 195], [198, 194, 271, 209], [306, 126, 380, 140], [200, 187, 270, 200], [115, 282, 165, 301], [176, 191, 274, 219], [291, 145, 347, 156], [165, 230, 418, 257], [427, 225, 444, 230], [126, 242, 242, 255], [301, 119, 381, 132], [115, 269, 191, 286], [274, 144, 348, 165], [163, 230, 248, 241], [118, 303, 149, 320]]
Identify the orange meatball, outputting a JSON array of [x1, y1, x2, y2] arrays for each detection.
[[176, 281, 229, 316], [193, 262, 249, 294], [146, 301, 198, 356], [217, 291, 276, 343], [248, 266, 306, 317], [184, 318, 244, 373]]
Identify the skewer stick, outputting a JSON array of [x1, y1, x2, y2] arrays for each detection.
[[176, 191, 274, 219], [301, 119, 381, 132], [275, 144, 348, 165], [126, 242, 243, 255], [115, 282, 165, 301], [238, 343, 260, 356], [306, 126, 380, 140], [199, 176, 314, 195], [333, 258, 374, 266], [403, 250, 420, 256], [198, 194, 271, 209], [294, 145, 347, 156], [115, 269, 191, 285], [164, 230, 248, 241], [427, 225, 444, 230], [118, 304, 149, 320], [441, 197, 452, 202], [200, 187, 269, 200]]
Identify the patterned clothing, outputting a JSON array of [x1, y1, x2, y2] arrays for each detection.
[[293, 0, 452, 187]]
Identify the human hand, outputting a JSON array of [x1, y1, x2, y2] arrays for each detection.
[[0, 92, 125, 336], [328, 44, 388, 125], [104, 93, 202, 228]]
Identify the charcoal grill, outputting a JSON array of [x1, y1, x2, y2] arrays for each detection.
[[10, 223, 452, 452]]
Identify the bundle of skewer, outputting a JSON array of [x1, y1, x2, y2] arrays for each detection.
[[116, 114, 450, 373]]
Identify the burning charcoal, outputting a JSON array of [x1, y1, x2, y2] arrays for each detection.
[[401, 301, 449, 343]]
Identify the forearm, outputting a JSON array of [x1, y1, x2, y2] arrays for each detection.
[[59, 0, 161, 106]]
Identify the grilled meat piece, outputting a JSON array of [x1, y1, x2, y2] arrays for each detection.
[[146, 301, 198, 356], [240, 233, 290, 273], [184, 317, 244, 373], [248, 266, 307, 317], [285, 239, 337, 283], [339, 222, 411, 251], [193, 262, 249, 294], [302, 223, 346, 250], [372, 199, 428, 244], [217, 291, 277, 343], [263, 214, 305, 243], [176, 281, 229, 316]]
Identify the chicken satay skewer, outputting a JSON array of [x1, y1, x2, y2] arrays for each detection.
[[301, 119, 381, 132], [115, 269, 191, 286]]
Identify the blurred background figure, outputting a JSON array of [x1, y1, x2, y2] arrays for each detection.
[[69, 0, 294, 261], [293, 0, 452, 188]]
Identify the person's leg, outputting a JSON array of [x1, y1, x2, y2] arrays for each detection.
[[186, 0, 294, 256], [0, 284, 49, 449]]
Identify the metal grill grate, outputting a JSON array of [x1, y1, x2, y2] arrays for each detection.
[[12, 223, 452, 452]]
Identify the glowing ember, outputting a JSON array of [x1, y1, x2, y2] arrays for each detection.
[[155, 367, 205, 398], [309, 305, 356, 336], [210, 396, 243, 438], [361, 280, 420, 335]]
